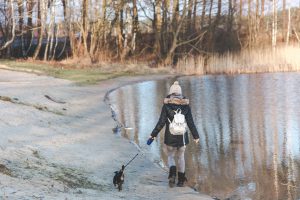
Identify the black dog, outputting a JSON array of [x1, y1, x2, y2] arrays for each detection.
[[113, 165, 125, 191]]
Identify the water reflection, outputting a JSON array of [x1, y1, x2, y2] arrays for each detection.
[[109, 74, 300, 200]]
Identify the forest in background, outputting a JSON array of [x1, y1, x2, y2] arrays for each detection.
[[0, 0, 300, 73]]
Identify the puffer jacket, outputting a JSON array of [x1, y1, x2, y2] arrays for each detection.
[[151, 94, 199, 147]]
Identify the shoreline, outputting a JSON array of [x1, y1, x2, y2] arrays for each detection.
[[101, 75, 214, 199], [0, 68, 212, 199]]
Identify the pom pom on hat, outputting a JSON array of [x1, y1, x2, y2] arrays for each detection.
[[169, 81, 182, 95]]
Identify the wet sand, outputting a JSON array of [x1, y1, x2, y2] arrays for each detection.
[[0, 68, 212, 199]]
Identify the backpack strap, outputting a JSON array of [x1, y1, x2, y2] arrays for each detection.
[[174, 108, 181, 114]]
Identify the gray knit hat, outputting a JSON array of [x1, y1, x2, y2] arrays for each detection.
[[169, 81, 182, 95]]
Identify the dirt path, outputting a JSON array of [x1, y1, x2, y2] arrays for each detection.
[[0, 69, 212, 200]]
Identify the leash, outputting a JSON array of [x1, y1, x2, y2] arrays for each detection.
[[123, 142, 149, 169], [124, 153, 139, 168]]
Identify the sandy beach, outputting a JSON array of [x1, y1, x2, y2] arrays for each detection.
[[0, 69, 212, 200]]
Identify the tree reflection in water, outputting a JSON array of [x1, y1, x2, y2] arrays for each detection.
[[109, 74, 300, 200]]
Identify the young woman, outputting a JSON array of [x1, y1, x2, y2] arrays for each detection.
[[149, 81, 199, 187]]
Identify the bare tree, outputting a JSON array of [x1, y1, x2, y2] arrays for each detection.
[[17, 0, 25, 56], [187, 0, 194, 34], [239, 0, 243, 28], [153, 0, 162, 56], [172, 0, 179, 32], [81, 0, 90, 57], [33, 0, 45, 59], [201, 0, 207, 28], [282, 0, 286, 41], [272, 0, 278, 50], [44, 0, 55, 60], [165, 0, 188, 65], [208, 0, 214, 26], [286, 7, 290, 45], [161, 0, 169, 55], [216, 0, 222, 26], [260, 0, 265, 29], [192, 0, 197, 29], [0, 0, 16, 51], [25, 0, 35, 54], [131, 0, 139, 52]]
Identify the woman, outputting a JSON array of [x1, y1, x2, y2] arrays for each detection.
[[149, 81, 199, 187]]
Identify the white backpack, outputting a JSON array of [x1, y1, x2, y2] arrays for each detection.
[[168, 109, 187, 135]]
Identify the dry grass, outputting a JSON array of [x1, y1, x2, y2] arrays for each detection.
[[0, 59, 172, 85], [176, 45, 300, 75]]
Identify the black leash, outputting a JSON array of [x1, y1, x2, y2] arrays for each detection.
[[124, 153, 139, 168]]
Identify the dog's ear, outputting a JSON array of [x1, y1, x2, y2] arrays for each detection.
[[121, 165, 125, 170], [114, 171, 118, 174]]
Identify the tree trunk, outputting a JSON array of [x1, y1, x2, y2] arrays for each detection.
[[44, 0, 55, 60], [228, 0, 234, 31], [153, 0, 161, 56], [286, 8, 290, 46], [164, 0, 187, 65], [0, 0, 16, 52], [248, 0, 253, 47], [187, 0, 194, 34], [101, 0, 107, 47], [272, 0, 277, 50], [208, 0, 214, 27], [172, 0, 179, 32], [161, 0, 169, 56], [82, 0, 90, 57], [131, 0, 138, 52], [26, 0, 35, 55], [33, 0, 44, 59], [17, 0, 25, 57], [193, 0, 197, 29], [282, 0, 286, 42], [82, 0, 88, 34], [119, 1, 125, 59], [239, 0, 243, 29], [201, 0, 207, 28], [216, 0, 222, 25], [261, 0, 265, 29], [254, 0, 259, 44]]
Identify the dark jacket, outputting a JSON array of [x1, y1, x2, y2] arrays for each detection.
[[151, 94, 199, 147]]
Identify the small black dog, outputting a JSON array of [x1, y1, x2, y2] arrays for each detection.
[[113, 165, 125, 191]]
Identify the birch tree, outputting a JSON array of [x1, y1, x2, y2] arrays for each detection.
[[17, 0, 25, 56], [33, 0, 45, 59], [25, 0, 35, 54], [0, 0, 16, 51]]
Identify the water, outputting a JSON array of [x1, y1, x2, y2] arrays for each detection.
[[109, 74, 300, 200]]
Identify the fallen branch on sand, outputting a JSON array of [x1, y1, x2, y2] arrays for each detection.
[[44, 95, 66, 104]]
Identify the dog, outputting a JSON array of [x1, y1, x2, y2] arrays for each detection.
[[113, 165, 125, 191]]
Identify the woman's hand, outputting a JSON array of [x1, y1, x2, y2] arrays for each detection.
[[147, 136, 155, 145]]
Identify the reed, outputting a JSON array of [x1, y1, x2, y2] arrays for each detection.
[[176, 45, 300, 75]]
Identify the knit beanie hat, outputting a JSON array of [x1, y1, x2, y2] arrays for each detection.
[[169, 81, 182, 95]]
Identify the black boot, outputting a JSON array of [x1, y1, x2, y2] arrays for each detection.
[[168, 166, 176, 187], [177, 172, 187, 187]]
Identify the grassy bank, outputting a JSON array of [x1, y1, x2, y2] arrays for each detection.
[[176, 45, 300, 75], [2, 45, 300, 83], [0, 59, 170, 85]]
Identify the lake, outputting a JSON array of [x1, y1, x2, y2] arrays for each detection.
[[109, 73, 300, 200]]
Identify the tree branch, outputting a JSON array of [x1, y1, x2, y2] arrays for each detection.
[[176, 31, 207, 47], [0, 0, 15, 51]]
